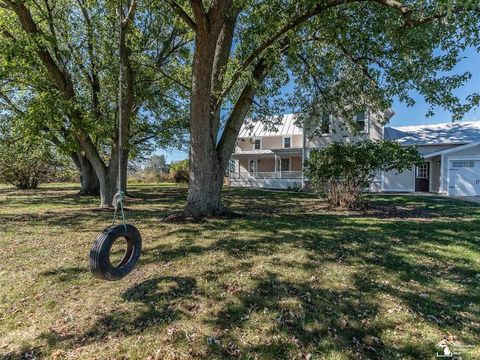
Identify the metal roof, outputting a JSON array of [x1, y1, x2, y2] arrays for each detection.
[[384, 121, 480, 145], [238, 114, 303, 138]]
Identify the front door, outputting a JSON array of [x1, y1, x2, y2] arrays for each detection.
[[280, 158, 290, 172], [248, 159, 257, 177], [415, 162, 429, 192]]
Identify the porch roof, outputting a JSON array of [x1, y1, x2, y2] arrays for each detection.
[[231, 149, 274, 158], [231, 148, 302, 158]]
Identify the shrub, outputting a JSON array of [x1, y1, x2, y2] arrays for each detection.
[[0, 138, 59, 189], [173, 168, 189, 183], [304, 140, 422, 209], [169, 159, 189, 183]]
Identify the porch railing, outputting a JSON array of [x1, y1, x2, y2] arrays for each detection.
[[230, 171, 302, 179]]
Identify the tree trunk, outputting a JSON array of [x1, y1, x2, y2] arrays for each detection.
[[185, 148, 226, 217], [71, 153, 100, 196], [97, 167, 119, 208], [181, 7, 270, 218], [80, 158, 100, 196], [184, 26, 226, 217], [120, 148, 128, 194], [185, 59, 268, 217]]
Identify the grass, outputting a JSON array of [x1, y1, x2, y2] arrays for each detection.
[[0, 184, 479, 359]]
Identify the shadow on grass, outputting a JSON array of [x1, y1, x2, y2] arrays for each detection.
[[4, 186, 478, 358], [37, 276, 198, 350], [40, 267, 87, 282]]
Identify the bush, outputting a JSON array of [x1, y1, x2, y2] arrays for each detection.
[[0, 138, 59, 189], [173, 168, 189, 183], [169, 159, 189, 183], [304, 140, 422, 209]]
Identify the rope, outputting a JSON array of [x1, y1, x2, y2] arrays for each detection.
[[113, 0, 127, 234], [112, 191, 127, 233]]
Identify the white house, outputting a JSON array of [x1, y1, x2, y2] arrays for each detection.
[[229, 113, 480, 197], [229, 110, 389, 189]]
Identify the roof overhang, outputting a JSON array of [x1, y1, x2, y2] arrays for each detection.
[[231, 148, 302, 158], [423, 141, 480, 159], [231, 150, 274, 158], [271, 148, 303, 155]]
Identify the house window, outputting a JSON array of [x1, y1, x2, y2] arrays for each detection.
[[321, 114, 330, 134], [283, 137, 291, 148], [355, 112, 368, 133], [416, 163, 428, 178], [253, 138, 261, 150], [452, 160, 474, 168]]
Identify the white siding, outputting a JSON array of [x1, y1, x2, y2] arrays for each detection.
[[440, 143, 480, 194], [383, 168, 415, 192]]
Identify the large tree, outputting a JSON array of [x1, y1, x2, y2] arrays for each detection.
[[0, 0, 190, 206], [165, 0, 479, 218], [0, 86, 101, 195]]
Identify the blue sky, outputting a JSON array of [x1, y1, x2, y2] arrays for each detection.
[[158, 48, 480, 163], [389, 47, 480, 127]]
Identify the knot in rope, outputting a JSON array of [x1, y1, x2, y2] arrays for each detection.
[[112, 191, 127, 232]]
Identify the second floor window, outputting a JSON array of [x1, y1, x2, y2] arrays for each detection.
[[283, 137, 291, 148], [254, 138, 261, 150], [355, 112, 368, 133]]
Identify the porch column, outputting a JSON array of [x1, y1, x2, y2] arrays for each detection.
[[440, 154, 444, 193], [279, 156, 282, 179], [274, 154, 278, 177], [301, 130, 306, 187]]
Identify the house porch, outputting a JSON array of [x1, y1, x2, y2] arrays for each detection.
[[229, 149, 304, 189]]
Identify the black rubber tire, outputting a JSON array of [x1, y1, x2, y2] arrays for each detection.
[[89, 224, 142, 281]]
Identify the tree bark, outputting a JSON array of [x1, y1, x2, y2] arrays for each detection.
[[120, 148, 128, 193], [185, 147, 226, 217], [97, 167, 119, 208], [71, 152, 100, 196], [184, 17, 226, 216]]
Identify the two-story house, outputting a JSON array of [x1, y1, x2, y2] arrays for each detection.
[[229, 110, 389, 189], [230, 111, 480, 197]]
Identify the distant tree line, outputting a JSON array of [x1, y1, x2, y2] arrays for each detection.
[[130, 156, 189, 184]]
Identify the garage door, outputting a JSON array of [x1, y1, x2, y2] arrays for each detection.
[[449, 160, 480, 196]]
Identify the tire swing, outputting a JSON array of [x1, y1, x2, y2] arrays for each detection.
[[89, 0, 142, 281], [89, 196, 142, 281]]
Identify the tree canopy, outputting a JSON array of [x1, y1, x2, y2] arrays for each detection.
[[0, 0, 191, 205]]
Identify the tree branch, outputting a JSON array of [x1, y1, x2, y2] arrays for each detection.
[[75, 0, 102, 120], [168, 0, 197, 32], [0, 90, 25, 115], [216, 56, 269, 166], [373, 0, 479, 27], [122, 0, 137, 28], [216, 0, 353, 108]]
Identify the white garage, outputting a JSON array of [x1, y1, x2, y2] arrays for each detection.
[[385, 122, 480, 197], [448, 159, 480, 196]]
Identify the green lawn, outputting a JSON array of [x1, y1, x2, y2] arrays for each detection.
[[0, 184, 479, 359]]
